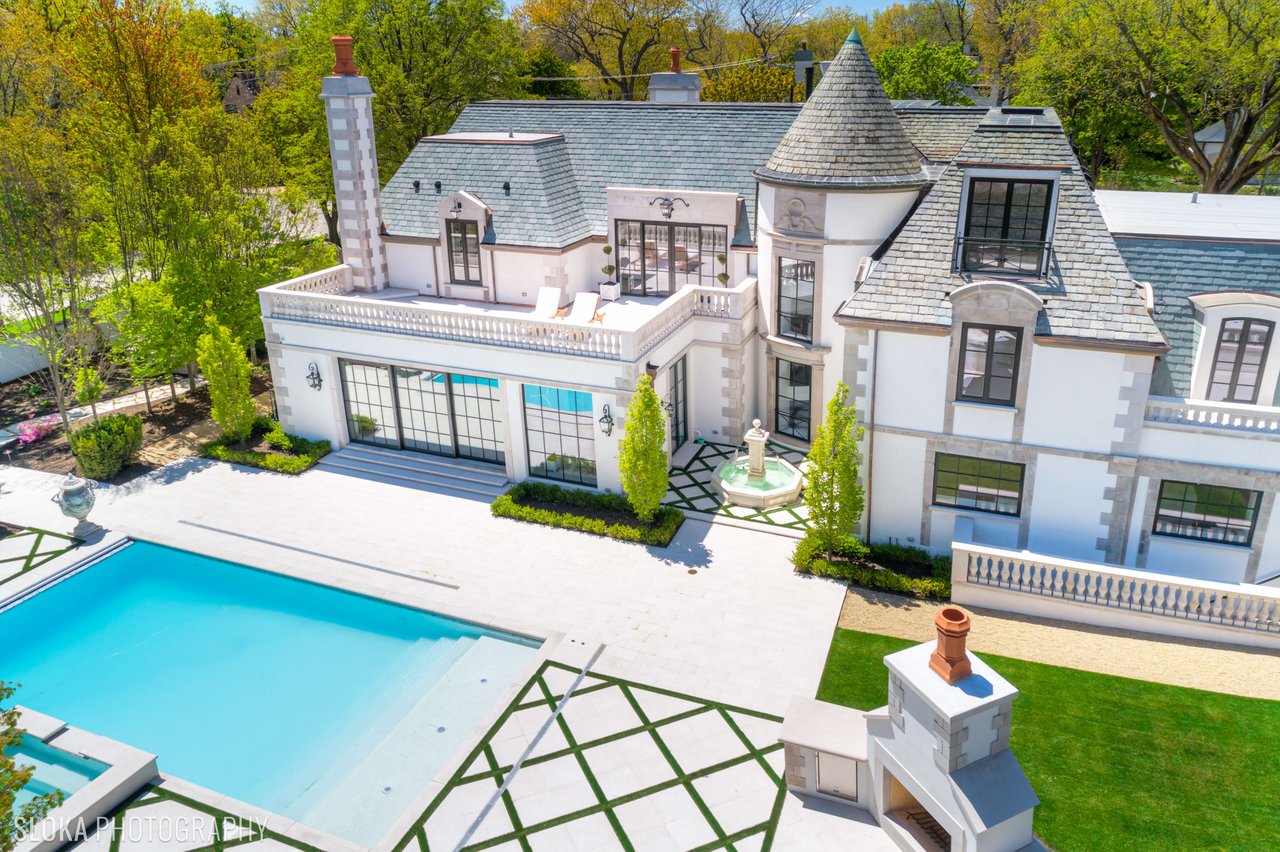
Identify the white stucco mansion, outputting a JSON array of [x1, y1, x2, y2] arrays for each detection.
[[261, 33, 1280, 598]]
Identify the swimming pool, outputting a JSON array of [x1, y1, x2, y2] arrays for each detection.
[[8, 735, 107, 813], [0, 541, 539, 845]]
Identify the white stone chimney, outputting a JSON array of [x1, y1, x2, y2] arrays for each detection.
[[648, 48, 701, 104], [320, 35, 388, 292]]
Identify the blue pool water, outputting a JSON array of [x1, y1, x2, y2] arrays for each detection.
[[8, 735, 107, 812], [0, 541, 538, 844]]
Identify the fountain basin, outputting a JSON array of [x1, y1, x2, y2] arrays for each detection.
[[713, 457, 804, 509]]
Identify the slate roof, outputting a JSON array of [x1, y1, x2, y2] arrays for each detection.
[[756, 31, 929, 189], [1116, 237, 1280, 396], [841, 108, 1168, 348], [381, 134, 592, 247], [896, 107, 988, 162]]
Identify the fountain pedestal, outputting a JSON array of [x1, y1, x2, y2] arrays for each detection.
[[712, 418, 805, 509], [744, 419, 768, 480]]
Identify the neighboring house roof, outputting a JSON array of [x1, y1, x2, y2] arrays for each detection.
[[756, 31, 930, 189], [841, 107, 1168, 349], [1096, 189, 1280, 242], [895, 106, 987, 163], [1195, 120, 1226, 144], [1115, 237, 1280, 397], [381, 133, 593, 247]]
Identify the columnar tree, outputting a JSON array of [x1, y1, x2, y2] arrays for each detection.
[[196, 316, 256, 444], [804, 382, 865, 554], [618, 374, 669, 522], [2, 682, 62, 852]]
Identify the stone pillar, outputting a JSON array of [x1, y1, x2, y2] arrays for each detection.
[[744, 419, 768, 479], [320, 35, 388, 292]]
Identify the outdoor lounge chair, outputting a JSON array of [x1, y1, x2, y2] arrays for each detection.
[[556, 292, 605, 324], [531, 286, 564, 319]]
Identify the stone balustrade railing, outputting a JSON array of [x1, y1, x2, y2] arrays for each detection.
[[1145, 395, 1280, 434], [261, 267, 757, 362], [953, 541, 1280, 637]]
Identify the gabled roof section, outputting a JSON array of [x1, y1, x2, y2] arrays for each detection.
[[381, 133, 592, 247], [756, 30, 929, 189], [896, 106, 988, 163], [1115, 237, 1280, 397], [841, 108, 1167, 348]]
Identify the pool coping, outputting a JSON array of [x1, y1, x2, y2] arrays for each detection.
[[13, 707, 159, 852]]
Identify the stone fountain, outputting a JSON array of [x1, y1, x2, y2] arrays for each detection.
[[712, 419, 804, 509]]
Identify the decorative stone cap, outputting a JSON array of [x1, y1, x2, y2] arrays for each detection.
[[928, 607, 973, 684], [331, 35, 359, 77]]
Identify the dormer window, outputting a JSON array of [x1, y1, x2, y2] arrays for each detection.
[[957, 324, 1021, 405], [959, 178, 1053, 275], [1208, 318, 1273, 404], [446, 219, 481, 284]]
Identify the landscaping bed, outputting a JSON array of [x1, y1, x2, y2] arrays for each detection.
[[793, 535, 951, 599], [817, 628, 1280, 851], [0, 365, 138, 425], [492, 481, 684, 547], [201, 416, 330, 474]]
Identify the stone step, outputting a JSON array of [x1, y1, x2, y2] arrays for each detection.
[[316, 446, 508, 499]]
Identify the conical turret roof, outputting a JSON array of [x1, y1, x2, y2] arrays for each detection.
[[756, 30, 929, 189]]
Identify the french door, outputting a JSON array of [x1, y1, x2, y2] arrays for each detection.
[[340, 360, 505, 464], [669, 356, 689, 451]]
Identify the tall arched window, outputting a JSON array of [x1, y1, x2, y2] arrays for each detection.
[[1208, 318, 1273, 404]]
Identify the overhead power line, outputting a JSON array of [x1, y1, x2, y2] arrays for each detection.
[[530, 56, 766, 83]]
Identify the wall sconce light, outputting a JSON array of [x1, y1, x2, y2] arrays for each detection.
[[450, 199, 463, 219], [649, 196, 689, 219], [305, 361, 323, 391], [661, 397, 674, 416], [645, 361, 659, 378], [598, 404, 614, 436]]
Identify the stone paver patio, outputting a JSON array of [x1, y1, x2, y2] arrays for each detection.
[[663, 441, 809, 533]]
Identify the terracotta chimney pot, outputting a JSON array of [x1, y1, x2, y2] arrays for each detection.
[[330, 35, 359, 77], [669, 47, 682, 74], [929, 607, 973, 684]]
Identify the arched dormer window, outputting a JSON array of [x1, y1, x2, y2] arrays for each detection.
[[1189, 293, 1280, 407]]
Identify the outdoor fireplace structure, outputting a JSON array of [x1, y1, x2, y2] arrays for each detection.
[[779, 608, 1041, 852]]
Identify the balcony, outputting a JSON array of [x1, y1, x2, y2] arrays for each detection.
[[954, 236, 1051, 276], [1144, 396, 1280, 434], [259, 265, 757, 363]]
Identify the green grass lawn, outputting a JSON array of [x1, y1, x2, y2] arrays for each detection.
[[818, 628, 1280, 851]]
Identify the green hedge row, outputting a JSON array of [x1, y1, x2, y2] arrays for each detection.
[[492, 480, 684, 547], [794, 534, 952, 600], [69, 414, 144, 480], [202, 416, 330, 474]]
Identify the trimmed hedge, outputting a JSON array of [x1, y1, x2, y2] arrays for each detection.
[[492, 480, 684, 547], [793, 534, 951, 600], [202, 416, 330, 474], [69, 414, 144, 480]]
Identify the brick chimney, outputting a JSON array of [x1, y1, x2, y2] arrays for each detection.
[[649, 46, 701, 104], [928, 607, 973, 684], [319, 35, 388, 291]]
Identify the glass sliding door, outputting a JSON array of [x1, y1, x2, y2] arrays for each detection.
[[393, 367, 453, 455], [615, 220, 729, 296], [670, 356, 688, 451], [450, 374, 505, 464], [523, 385, 597, 486], [340, 360, 400, 448]]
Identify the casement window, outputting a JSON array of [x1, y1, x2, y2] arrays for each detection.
[[959, 178, 1053, 275], [775, 359, 812, 442], [1207, 318, 1273, 404], [777, 258, 815, 342], [446, 219, 481, 284], [932, 453, 1025, 516], [1154, 481, 1262, 546], [957, 324, 1021, 405]]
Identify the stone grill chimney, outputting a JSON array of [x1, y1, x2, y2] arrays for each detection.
[[320, 35, 388, 292], [928, 607, 973, 684], [648, 47, 702, 104]]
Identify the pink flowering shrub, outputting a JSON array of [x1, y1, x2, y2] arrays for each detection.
[[17, 416, 59, 445]]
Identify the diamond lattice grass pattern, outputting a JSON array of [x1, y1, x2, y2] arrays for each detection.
[[664, 441, 810, 531]]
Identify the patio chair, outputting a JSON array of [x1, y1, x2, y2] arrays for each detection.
[[671, 245, 700, 273], [556, 292, 605, 324], [531, 286, 564, 319]]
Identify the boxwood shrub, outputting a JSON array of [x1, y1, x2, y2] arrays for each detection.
[[69, 414, 144, 480], [202, 416, 330, 474], [793, 534, 951, 600], [492, 480, 684, 547]]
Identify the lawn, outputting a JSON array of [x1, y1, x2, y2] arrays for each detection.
[[818, 628, 1280, 851]]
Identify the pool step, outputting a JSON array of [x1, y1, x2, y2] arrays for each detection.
[[315, 446, 508, 499], [292, 636, 535, 846]]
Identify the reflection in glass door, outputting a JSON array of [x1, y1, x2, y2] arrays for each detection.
[[670, 356, 688, 451], [340, 361, 400, 448], [450, 375, 505, 464], [394, 367, 452, 455]]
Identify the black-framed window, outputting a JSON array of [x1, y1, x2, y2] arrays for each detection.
[[1154, 481, 1262, 546], [777, 258, 815, 342], [615, 220, 728, 296], [523, 384, 596, 487], [959, 178, 1053, 274], [447, 219, 481, 284], [957, 324, 1021, 405], [932, 453, 1025, 516], [1208, 318, 1273, 405], [670, 356, 688, 450], [775, 359, 811, 442]]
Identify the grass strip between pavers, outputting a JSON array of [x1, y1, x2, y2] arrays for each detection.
[[482, 743, 531, 852]]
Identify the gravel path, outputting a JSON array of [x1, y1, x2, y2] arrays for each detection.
[[838, 586, 1280, 701]]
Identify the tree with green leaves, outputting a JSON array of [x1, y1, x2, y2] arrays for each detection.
[[702, 61, 793, 102], [804, 382, 865, 555], [2, 682, 63, 852], [1023, 0, 1280, 194], [618, 374, 668, 522], [522, 44, 589, 99], [73, 365, 105, 420], [196, 315, 256, 444], [872, 38, 977, 104]]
